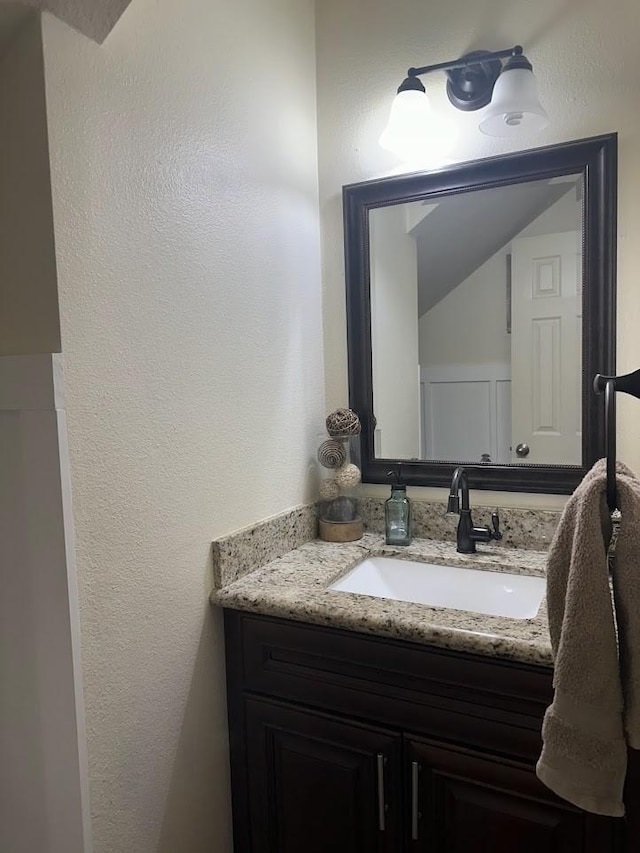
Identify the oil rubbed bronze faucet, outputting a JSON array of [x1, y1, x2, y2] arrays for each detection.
[[447, 466, 502, 554]]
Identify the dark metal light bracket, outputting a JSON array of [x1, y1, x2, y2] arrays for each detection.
[[405, 45, 524, 112], [445, 51, 503, 111]]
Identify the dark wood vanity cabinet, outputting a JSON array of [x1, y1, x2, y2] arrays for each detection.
[[224, 611, 630, 853], [407, 738, 612, 852], [243, 697, 402, 853]]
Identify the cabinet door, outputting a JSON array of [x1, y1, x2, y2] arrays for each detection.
[[243, 697, 402, 853], [408, 738, 618, 853]]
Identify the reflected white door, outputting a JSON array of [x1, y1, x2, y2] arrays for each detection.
[[511, 231, 581, 465]]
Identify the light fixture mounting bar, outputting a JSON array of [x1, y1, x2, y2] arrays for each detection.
[[408, 45, 522, 79]]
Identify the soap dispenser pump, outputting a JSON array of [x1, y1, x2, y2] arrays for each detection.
[[385, 466, 412, 546]]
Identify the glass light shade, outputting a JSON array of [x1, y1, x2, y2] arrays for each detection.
[[479, 67, 549, 137], [379, 89, 432, 153], [379, 89, 455, 168]]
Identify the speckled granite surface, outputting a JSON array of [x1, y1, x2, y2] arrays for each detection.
[[360, 498, 560, 551], [212, 499, 560, 587], [212, 504, 317, 587], [211, 532, 553, 667]]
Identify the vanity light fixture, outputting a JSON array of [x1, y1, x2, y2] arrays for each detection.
[[379, 45, 548, 159]]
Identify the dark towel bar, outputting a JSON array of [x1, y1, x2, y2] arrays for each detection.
[[593, 369, 640, 511]]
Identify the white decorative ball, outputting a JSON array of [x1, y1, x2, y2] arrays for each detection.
[[319, 478, 341, 500], [335, 463, 361, 490]]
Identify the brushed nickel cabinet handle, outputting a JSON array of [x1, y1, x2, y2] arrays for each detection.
[[376, 753, 386, 831], [411, 760, 420, 841]]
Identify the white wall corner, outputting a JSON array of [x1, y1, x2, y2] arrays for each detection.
[[0, 352, 67, 410], [0, 352, 92, 853]]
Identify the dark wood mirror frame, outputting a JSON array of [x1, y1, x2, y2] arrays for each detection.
[[343, 134, 617, 494]]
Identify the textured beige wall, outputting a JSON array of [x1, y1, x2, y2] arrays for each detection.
[[41, 0, 323, 850], [316, 0, 640, 509], [0, 15, 60, 356], [419, 246, 510, 369]]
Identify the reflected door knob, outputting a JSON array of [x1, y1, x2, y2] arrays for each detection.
[[515, 443, 530, 458]]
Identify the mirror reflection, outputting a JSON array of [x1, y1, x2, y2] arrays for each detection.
[[370, 174, 583, 466]]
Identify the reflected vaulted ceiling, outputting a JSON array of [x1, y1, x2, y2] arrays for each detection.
[[414, 181, 577, 316]]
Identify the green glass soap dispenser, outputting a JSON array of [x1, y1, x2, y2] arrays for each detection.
[[385, 467, 412, 546]]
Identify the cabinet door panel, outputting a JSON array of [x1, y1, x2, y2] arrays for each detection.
[[244, 697, 402, 853], [409, 738, 617, 853]]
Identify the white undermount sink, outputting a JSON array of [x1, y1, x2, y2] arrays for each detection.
[[328, 556, 546, 620]]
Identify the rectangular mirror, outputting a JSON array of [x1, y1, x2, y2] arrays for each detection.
[[344, 135, 616, 493], [370, 173, 583, 465]]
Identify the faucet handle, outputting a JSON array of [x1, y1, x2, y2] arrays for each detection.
[[491, 510, 502, 541]]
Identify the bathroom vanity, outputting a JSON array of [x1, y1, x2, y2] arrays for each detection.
[[210, 131, 627, 852], [213, 530, 638, 853], [224, 611, 622, 853]]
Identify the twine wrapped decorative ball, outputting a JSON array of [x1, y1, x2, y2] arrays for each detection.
[[325, 408, 361, 437], [317, 439, 346, 469], [335, 463, 361, 490], [319, 478, 341, 500]]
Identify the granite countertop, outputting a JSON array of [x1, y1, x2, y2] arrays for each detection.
[[211, 532, 553, 667]]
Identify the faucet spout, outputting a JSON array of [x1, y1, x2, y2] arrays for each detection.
[[448, 466, 470, 512], [446, 493, 460, 513], [447, 466, 502, 554]]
